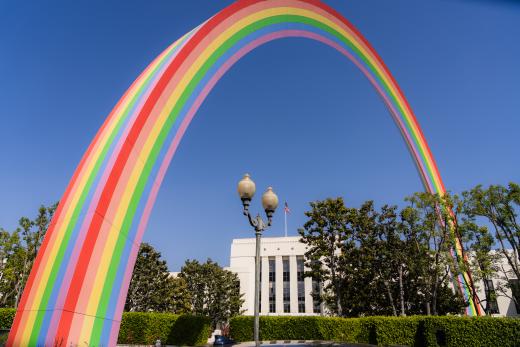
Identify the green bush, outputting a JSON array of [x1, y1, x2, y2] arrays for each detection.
[[117, 312, 211, 346], [0, 308, 15, 329], [229, 316, 364, 342], [0, 309, 16, 345], [229, 315, 520, 346], [367, 316, 423, 346], [423, 316, 520, 347]]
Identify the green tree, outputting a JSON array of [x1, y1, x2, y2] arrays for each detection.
[[0, 203, 57, 307], [179, 259, 244, 329], [299, 199, 401, 317], [298, 196, 466, 317], [124, 243, 187, 313], [400, 192, 467, 315], [0, 229, 24, 307], [372, 204, 404, 316], [455, 205, 500, 315], [298, 197, 353, 316], [343, 201, 392, 317], [170, 276, 192, 314], [463, 183, 520, 309]]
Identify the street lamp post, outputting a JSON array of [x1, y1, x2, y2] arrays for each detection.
[[237, 174, 278, 347]]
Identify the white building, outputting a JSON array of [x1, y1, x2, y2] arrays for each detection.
[[471, 250, 520, 317], [226, 236, 520, 317], [226, 236, 322, 316]]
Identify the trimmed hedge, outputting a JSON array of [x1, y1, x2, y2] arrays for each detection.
[[229, 316, 364, 342], [118, 312, 211, 346], [422, 316, 520, 347], [229, 315, 520, 347], [368, 316, 422, 346], [0, 309, 209, 346], [0, 309, 15, 345]]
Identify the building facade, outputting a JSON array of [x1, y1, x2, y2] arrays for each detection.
[[226, 236, 322, 316], [227, 236, 520, 317], [471, 251, 520, 317]]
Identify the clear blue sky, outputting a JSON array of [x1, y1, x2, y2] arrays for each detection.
[[1, 0, 519, 271]]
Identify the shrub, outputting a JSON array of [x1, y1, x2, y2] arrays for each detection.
[[0, 308, 16, 329], [169, 315, 213, 346], [117, 312, 211, 346], [0, 309, 16, 345], [423, 316, 520, 347], [229, 315, 520, 346], [368, 316, 423, 346], [118, 312, 150, 344], [229, 316, 364, 342]]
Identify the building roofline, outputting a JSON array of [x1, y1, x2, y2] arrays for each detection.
[[232, 236, 301, 244]]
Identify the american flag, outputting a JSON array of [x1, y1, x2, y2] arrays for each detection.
[[284, 202, 291, 214]]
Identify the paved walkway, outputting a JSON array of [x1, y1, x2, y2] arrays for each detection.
[[118, 340, 379, 347]]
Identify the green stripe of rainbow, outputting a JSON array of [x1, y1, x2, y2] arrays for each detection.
[[8, 1, 480, 346]]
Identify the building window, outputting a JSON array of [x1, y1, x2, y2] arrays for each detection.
[[312, 278, 322, 314], [269, 258, 276, 313], [283, 282, 290, 313], [297, 257, 305, 313], [484, 279, 499, 314], [269, 282, 275, 313], [509, 279, 520, 313], [297, 256, 304, 281], [297, 281, 305, 313], [283, 257, 290, 313], [283, 257, 290, 282], [284, 302, 290, 313], [269, 258, 275, 282], [282, 282, 290, 300]]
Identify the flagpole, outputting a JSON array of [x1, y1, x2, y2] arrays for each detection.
[[284, 209, 287, 237]]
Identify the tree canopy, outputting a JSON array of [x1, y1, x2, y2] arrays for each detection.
[[179, 259, 244, 329], [124, 242, 191, 313], [124, 246, 243, 328], [296, 189, 520, 317], [0, 203, 57, 308]]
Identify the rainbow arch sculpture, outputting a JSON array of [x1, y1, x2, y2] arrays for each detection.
[[8, 0, 481, 345]]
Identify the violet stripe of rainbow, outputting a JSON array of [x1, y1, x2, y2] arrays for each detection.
[[8, 1, 479, 346]]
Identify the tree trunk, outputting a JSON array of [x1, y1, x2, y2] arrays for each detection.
[[15, 256, 29, 309], [432, 283, 438, 316], [378, 266, 397, 316], [383, 279, 397, 316], [398, 264, 406, 316], [330, 248, 342, 316], [334, 277, 342, 316]]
